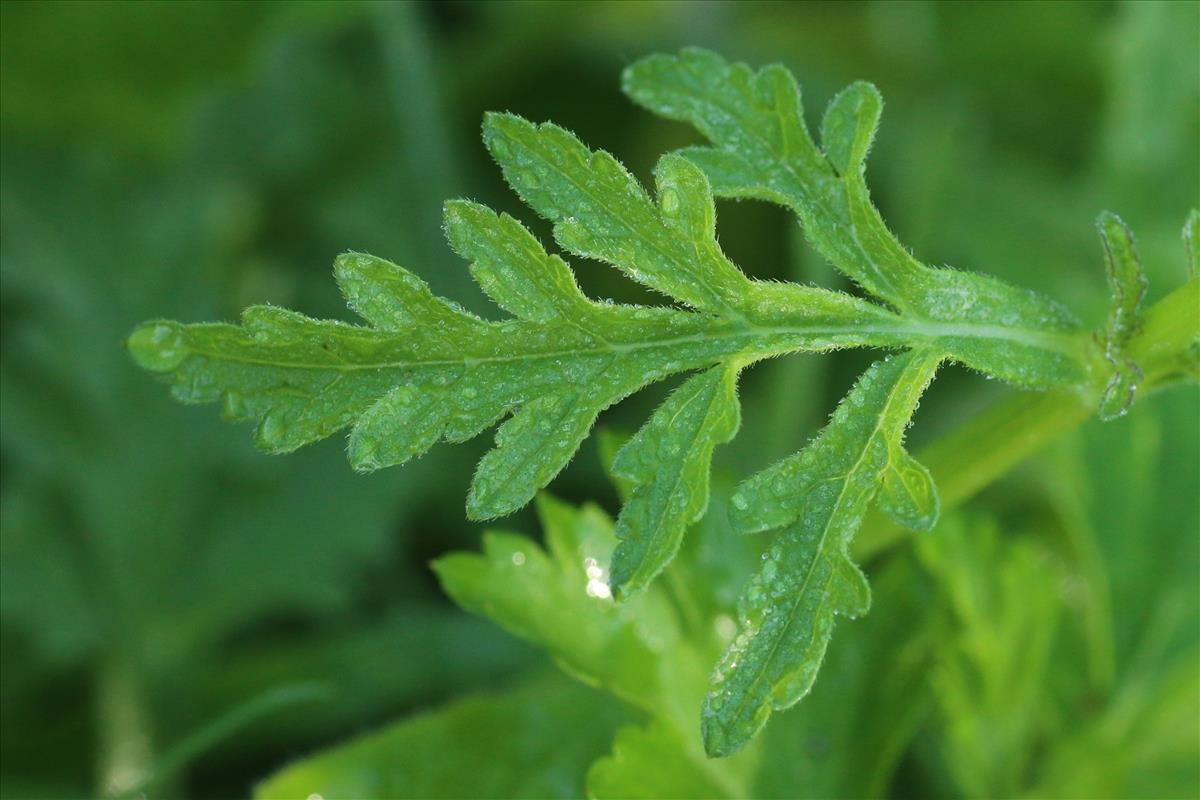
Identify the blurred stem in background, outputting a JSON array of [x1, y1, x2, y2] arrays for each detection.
[[97, 652, 154, 798], [371, 1, 467, 301]]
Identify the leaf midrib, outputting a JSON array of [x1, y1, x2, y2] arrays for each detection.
[[616, 367, 726, 591], [177, 317, 1081, 373], [715, 355, 934, 741]]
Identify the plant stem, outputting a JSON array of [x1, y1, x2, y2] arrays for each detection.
[[855, 276, 1199, 559], [1127, 276, 1200, 386], [97, 652, 154, 798], [112, 683, 333, 800]]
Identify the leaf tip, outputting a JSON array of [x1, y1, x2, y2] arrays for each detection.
[[126, 320, 187, 373], [481, 111, 528, 160], [821, 80, 883, 176], [465, 481, 518, 522], [878, 454, 940, 532], [441, 198, 485, 252], [620, 50, 676, 93], [699, 704, 751, 759], [346, 433, 381, 473]]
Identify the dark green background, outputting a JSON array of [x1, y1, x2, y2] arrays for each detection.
[[2, 1, 1197, 798]]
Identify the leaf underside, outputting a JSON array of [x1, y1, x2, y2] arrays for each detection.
[[704, 350, 941, 755], [128, 48, 1096, 756]]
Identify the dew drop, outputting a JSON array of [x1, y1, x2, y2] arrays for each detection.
[[222, 392, 248, 419], [127, 322, 186, 372], [490, 136, 511, 159], [257, 413, 288, 446], [660, 188, 681, 216]]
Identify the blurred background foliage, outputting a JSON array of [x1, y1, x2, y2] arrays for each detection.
[[1, 1, 1196, 798]]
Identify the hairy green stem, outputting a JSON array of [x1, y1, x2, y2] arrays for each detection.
[[1127, 276, 1200, 385]]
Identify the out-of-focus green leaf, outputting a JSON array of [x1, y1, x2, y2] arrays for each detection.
[[1029, 386, 1199, 798], [915, 515, 1065, 799], [1032, 654, 1200, 800], [1050, 387, 1199, 673], [434, 495, 677, 710], [1097, 0, 1200, 252], [255, 675, 630, 800], [436, 492, 759, 797], [0, 9, 519, 790], [586, 721, 736, 800], [183, 609, 533, 754], [1184, 210, 1199, 279], [0, 2, 354, 154]]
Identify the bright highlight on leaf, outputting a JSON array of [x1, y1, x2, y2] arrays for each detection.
[[127, 47, 1183, 758]]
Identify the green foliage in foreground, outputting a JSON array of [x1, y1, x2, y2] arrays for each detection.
[[258, 443, 1199, 798], [129, 48, 1197, 760]]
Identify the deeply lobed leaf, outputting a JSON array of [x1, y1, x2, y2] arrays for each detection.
[[703, 351, 941, 756], [255, 675, 629, 800], [126, 48, 1120, 758], [622, 48, 1085, 386], [128, 67, 1084, 534]]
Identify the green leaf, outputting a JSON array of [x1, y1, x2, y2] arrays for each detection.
[[1095, 211, 1148, 420], [255, 675, 630, 800], [437, 492, 758, 796], [126, 48, 1114, 758], [432, 495, 677, 710], [621, 48, 1084, 386], [704, 351, 941, 756], [481, 118, 753, 316], [116, 682, 333, 800], [127, 214, 910, 525], [586, 721, 736, 800], [129, 66, 1086, 532], [609, 364, 741, 598], [915, 515, 1066, 800], [876, 449, 940, 532], [444, 199, 590, 323], [1033, 655, 1200, 800], [127, 85, 1086, 583], [129, 66, 1087, 523]]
